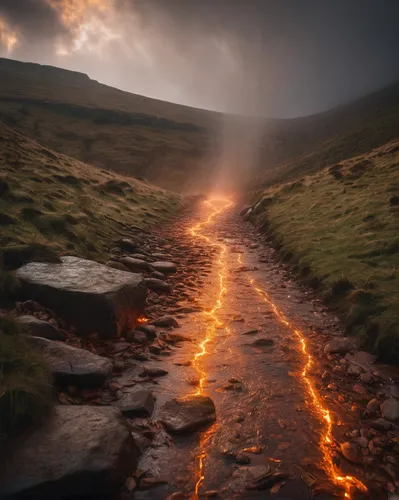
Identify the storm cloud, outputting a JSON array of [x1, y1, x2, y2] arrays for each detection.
[[0, 0, 398, 117]]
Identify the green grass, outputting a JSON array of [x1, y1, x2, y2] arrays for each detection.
[[0, 122, 181, 263], [0, 58, 218, 191], [0, 315, 52, 434], [250, 139, 399, 361]]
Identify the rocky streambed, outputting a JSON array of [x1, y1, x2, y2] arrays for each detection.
[[2, 199, 399, 500]]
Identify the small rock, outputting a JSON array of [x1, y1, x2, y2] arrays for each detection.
[[159, 395, 216, 433], [321, 371, 330, 381], [340, 442, 362, 463], [137, 324, 157, 339], [22, 300, 44, 312], [127, 330, 148, 344], [141, 367, 168, 378], [371, 418, 392, 431], [113, 342, 131, 354], [165, 493, 186, 500], [366, 398, 380, 413], [236, 453, 251, 464], [149, 316, 179, 328], [249, 338, 274, 348], [144, 278, 171, 294], [360, 373, 374, 384], [113, 389, 155, 417], [324, 338, 355, 355], [353, 384, 367, 396], [113, 360, 126, 373], [381, 399, 399, 421], [119, 257, 150, 273], [106, 261, 131, 273], [17, 315, 65, 341], [151, 261, 177, 274], [205, 490, 219, 497]]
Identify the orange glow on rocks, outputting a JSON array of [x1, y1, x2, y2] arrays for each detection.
[[238, 251, 367, 499], [188, 197, 233, 499]]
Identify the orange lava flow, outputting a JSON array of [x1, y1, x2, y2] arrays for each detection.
[[237, 255, 367, 499], [188, 197, 233, 500]]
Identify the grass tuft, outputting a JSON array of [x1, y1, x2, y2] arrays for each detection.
[[0, 316, 53, 434]]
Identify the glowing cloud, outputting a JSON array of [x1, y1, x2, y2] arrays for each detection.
[[0, 16, 19, 54], [45, 0, 121, 56]]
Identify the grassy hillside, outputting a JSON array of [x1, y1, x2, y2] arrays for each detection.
[[255, 82, 399, 188], [0, 57, 220, 191], [0, 121, 180, 264], [249, 139, 399, 360]]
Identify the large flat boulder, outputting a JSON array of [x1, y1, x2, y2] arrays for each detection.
[[16, 256, 146, 339], [1, 405, 140, 499], [29, 336, 113, 388], [159, 395, 216, 433]]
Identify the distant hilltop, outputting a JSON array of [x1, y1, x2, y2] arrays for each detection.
[[0, 57, 91, 84]]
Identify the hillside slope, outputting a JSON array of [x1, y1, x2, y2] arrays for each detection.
[[0, 58, 220, 191], [0, 122, 180, 263], [256, 82, 399, 189], [248, 139, 399, 360]]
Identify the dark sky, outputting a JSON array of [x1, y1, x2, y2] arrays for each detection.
[[0, 0, 398, 117]]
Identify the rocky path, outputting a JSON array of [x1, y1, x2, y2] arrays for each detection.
[[4, 198, 399, 500], [132, 199, 399, 500]]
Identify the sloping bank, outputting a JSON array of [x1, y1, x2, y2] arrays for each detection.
[[246, 139, 399, 361]]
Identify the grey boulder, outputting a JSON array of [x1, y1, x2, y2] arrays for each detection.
[[29, 336, 112, 387], [0, 405, 139, 499], [16, 256, 146, 339], [159, 395, 216, 433], [17, 315, 65, 341]]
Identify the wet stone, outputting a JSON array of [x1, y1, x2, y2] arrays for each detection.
[[324, 338, 356, 355], [151, 261, 177, 274], [127, 330, 148, 344], [381, 399, 399, 421], [141, 367, 168, 378], [113, 389, 155, 418], [119, 257, 150, 273], [340, 442, 362, 464], [371, 418, 392, 431], [159, 395, 216, 433], [367, 398, 381, 413], [149, 316, 179, 328], [17, 315, 65, 341], [144, 278, 171, 294], [137, 324, 157, 339], [29, 336, 112, 388]]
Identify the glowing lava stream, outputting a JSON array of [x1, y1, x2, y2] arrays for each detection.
[[188, 197, 233, 500], [237, 253, 367, 499]]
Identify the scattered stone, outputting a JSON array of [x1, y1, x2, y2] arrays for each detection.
[[345, 351, 377, 370], [205, 490, 219, 497], [119, 257, 150, 273], [340, 442, 362, 463], [29, 336, 112, 387], [137, 324, 157, 339], [113, 342, 131, 354], [165, 494, 186, 500], [159, 395, 216, 433], [366, 398, 381, 413], [17, 315, 65, 340], [360, 372, 374, 384], [127, 330, 148, 344], [381, 399, 399, 421], [353, 384, 367, 396], [151, 271, 166, 280], [149, 316, 179, 328], [371, 418, 392, 431], [141, 367, 168, 378], [321, 371, 330, 381], [113, 389, 155, 417], [22, 300, 45, 312], [16, 256, 146, 339], [241, 329, 259, 335], [249, 338, 274, 348], [144, 278, 171, 294], [151, 261, 177, 274], [118, 238, 139, 252], [0, 406, 139, 498], [236, 453, 251, 465], [324, 338, 356, 355], [106, 261, 131, 272]]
